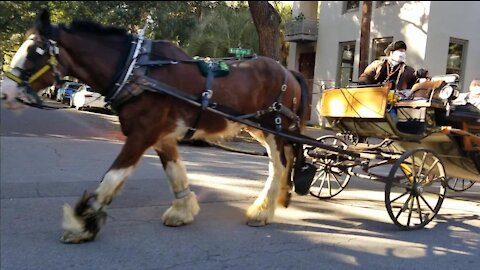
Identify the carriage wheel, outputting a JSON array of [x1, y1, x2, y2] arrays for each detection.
[[385, 148, 447, 230], [309, 135, 352, 199], [446, 178, 475, 192]]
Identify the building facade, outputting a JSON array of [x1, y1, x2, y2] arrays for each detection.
[[286, 1, 480, 125]]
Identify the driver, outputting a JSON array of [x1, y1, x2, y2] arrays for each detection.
[[358, 40, 417, 91]]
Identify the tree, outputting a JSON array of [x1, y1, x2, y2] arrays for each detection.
[[186, 4, 258, 58], [359, 1, 372, 74], [248, 1, 281, 61]]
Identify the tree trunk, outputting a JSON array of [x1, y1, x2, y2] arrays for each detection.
[[248, 1, 281, 61], [359, 1, 372, 74]]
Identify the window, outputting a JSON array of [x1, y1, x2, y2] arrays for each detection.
[[337, 41, 356, 87], [343, 1, 360, 14], [371, 37, 393, 61], [446, 38, 468, 87]]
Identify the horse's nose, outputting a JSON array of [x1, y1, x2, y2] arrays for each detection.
[[1, 93, 7, 100]]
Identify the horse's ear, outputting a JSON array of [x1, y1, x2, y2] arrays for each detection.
[[35, 9, 52, 37]]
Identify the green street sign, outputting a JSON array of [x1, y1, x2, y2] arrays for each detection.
[[229, 47, 252, 57]]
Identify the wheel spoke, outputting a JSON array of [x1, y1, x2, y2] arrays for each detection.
[[311, 170, 325, 186], [395, 193, 412, 220], [416, 196, 423, 224], [425, 159, 440, 177], [332, 172, 343, 187], [416, 152, 428, 178], [327, 173, 332, 197], [391, 190, 410, 203], [454, 178, 460, 189], [407, 194, 415, 226], [419, 194, 436, 212], [317, 173, 326, 197]]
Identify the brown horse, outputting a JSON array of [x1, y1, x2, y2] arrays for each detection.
[[1, 10, 310, 243]]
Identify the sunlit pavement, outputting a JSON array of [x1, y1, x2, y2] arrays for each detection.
[[1, 99, 479, 270]]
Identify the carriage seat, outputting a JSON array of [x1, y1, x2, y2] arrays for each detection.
[[450, 103, 480, 123], [409, 80, 446, 100], [446, 103, 480, 152]]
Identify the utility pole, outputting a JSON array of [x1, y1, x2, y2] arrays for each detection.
[[359, 1, 372, 74]]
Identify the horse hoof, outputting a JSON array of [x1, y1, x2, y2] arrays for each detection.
[[60, 231, 95, 244], [61, 199, 106, 244], [162, 219, 190, 227], [161, 192, 199, 227], [246, 205, 271, 227], [162, 207, 196, 227], [246, 220, 267, 227]]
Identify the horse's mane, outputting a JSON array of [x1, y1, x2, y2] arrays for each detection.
[[60, 20, 128, 36]]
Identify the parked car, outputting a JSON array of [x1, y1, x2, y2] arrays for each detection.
[[70, 84, 110, 112], [56, 82, 82, 104]]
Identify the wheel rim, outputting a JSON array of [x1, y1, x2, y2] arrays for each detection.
[[309, 135, 352, 199], [386, 148, 446, 229], [447, 177, 475, 191]]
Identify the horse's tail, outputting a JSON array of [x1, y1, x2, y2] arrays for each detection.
[[289, 69, 310, 127]]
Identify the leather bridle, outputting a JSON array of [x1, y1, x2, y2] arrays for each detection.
[[3, 36, 63, 109]]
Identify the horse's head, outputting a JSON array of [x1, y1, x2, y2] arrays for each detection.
[[1, 9, 61, 110]]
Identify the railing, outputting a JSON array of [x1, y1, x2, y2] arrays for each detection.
[[285, 19, 318, 42]]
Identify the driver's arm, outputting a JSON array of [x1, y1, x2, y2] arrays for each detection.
[[358, 60, 381, 85]]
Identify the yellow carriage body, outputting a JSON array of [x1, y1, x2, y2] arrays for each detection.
[[318, 85, 480, 181]]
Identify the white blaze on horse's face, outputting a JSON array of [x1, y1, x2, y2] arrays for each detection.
[[0, 36, 36, 110]]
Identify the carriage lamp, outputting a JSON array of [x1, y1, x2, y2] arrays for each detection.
[[438, 84, 459, 100]]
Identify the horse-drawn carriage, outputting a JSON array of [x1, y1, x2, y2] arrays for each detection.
[[305, 75, 480, 229], [2, 10, 479, 243]]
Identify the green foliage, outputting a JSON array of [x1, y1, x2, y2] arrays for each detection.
[[185, 3, 258, 58], [0, 1, 292, 68]]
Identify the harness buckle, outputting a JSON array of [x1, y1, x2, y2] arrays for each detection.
[[202, 89, 213, 99], [272, 102, 281, 111], [275, 116, 282, 125], [201, 90, 213, 109]]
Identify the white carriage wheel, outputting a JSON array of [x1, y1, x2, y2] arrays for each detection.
[[309, 135, 352, 199]]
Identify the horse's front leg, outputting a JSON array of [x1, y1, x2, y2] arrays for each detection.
[[246, 132, 290, 226], [61, 134, 150, 244], [154, 136, 199, 226]]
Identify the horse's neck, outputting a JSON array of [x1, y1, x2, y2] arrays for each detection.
[[59, 32, 128, 95], [152, 40, 192, 61]]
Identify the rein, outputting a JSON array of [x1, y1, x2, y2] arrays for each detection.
[[131, 75, 358, 159]]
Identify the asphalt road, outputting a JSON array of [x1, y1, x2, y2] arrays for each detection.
[[1, 99, 479, 270]]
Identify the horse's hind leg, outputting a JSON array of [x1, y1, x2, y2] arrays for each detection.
[[61, 134, 150, 244], [153, 136, 199, 226], [246, 131, 292, 226], [278, 143, 294, 208]]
